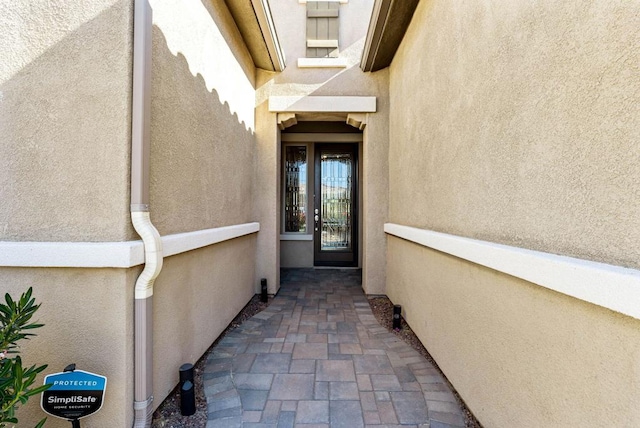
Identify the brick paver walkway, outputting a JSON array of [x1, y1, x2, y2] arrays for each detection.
[[204, 268, 466, 427]]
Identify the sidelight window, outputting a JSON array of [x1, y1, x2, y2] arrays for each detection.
[[284, 146, 308, 233]]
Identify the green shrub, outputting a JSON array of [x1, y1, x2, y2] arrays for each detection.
[[0, 287, 50, 427]]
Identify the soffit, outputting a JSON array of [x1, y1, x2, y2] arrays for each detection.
[[360, 0, 420, 72], [224, 0, 286, 71]]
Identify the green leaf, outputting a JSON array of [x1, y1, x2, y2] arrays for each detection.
[[34, 364, 48, 373], [25, 383, 51, 397], [23, 288, 33, 304], [0, 363, 10, 376], [4, 293, 14, 310], [0, 305, 11, 316], [22, 323, 44, 330], [35, 417, 47, 428], [13, 357, 23, 381]]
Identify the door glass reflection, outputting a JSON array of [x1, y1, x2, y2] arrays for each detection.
[[320, 152, 352, 251]]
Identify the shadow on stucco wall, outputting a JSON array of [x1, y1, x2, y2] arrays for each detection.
[[149, 25, 256, 237], [0, 2, 140, 426], [0, 1, 259, 426], [146, 4, 260, 405], [0, 1, 133, 243]]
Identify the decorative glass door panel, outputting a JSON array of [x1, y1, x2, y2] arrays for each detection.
[[320, 153, 352, 250], [314, 144, 357, 266], [284, 146, 307, 233]]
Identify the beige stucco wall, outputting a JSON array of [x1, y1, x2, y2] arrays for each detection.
[[1, 0, 263, 425], [0, 241, 255, 425], [254, 104, 281, 293], [387, 237, 640, 427], [0, 0, 133, 242], [387, 0, 640, 426], [389, 0, 640, 268], [149, 0, 257, 236], [1, 268, 134, 427], [0, 1, 135, 423], [257, 0, 389, 294], [148, 0, 262, 407], [152, 235, 256, 405], [360, 73, 390, 295]]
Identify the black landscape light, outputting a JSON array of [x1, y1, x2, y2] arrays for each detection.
[[393, 304, 402, 330], [179, 363, 195, 416], [261, 278, 268, 303]]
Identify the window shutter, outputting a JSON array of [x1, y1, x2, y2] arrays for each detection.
[[306, 2, 340, 58]]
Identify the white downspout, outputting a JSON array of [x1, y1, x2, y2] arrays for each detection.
[[131, 0, 162, 427]]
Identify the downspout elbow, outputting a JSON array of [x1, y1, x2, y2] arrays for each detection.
[[132, 211, 163, 299]]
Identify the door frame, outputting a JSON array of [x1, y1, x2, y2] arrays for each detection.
[[313, 143, 359, 267], [279, 132, 363, 270]]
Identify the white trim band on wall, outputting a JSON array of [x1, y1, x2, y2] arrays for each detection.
[[0, 222, 260, 268], [384, 223, 640, 320], [269, 96, 376, 113], [297, 58, 349, 68], [299, 0, 348, 3]]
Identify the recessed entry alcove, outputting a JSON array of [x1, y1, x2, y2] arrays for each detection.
[[270, 96, 376, 268]]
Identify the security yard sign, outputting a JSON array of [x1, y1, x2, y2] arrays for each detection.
[[41, 369, 107, 421]]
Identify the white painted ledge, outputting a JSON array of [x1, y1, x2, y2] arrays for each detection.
[[0, 241, 143, 269], [269, 96, 376, 113], [307, 40, 339, 49], [163, 222, 259, 257], [297, 58, 348, 68], [0, 222, 260, 268], [299, 0, 347, 3], [385, 223, 640, 320]]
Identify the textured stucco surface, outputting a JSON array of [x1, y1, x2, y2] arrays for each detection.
[[254, 104, 281, 294], [148, 0, 261, 407], [360, 70, 389, 295], [149, 0, 257, 236], [0, 0, 133, 241], [1, 268, 134, 427], [259, 0, 376, 97], [152, 235, 256, 406], [387, 236, 640, 427], [389, 0, 640, 269], [2, 0, 262, 425], [258, 0, 389, 294], [386, 0, 640, 425]]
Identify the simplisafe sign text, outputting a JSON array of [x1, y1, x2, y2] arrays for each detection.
[[41, 370, 107, 421]]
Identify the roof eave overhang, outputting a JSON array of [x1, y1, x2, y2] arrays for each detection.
[[360, 0, 420, 72], [225, 0, 286, 72]]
